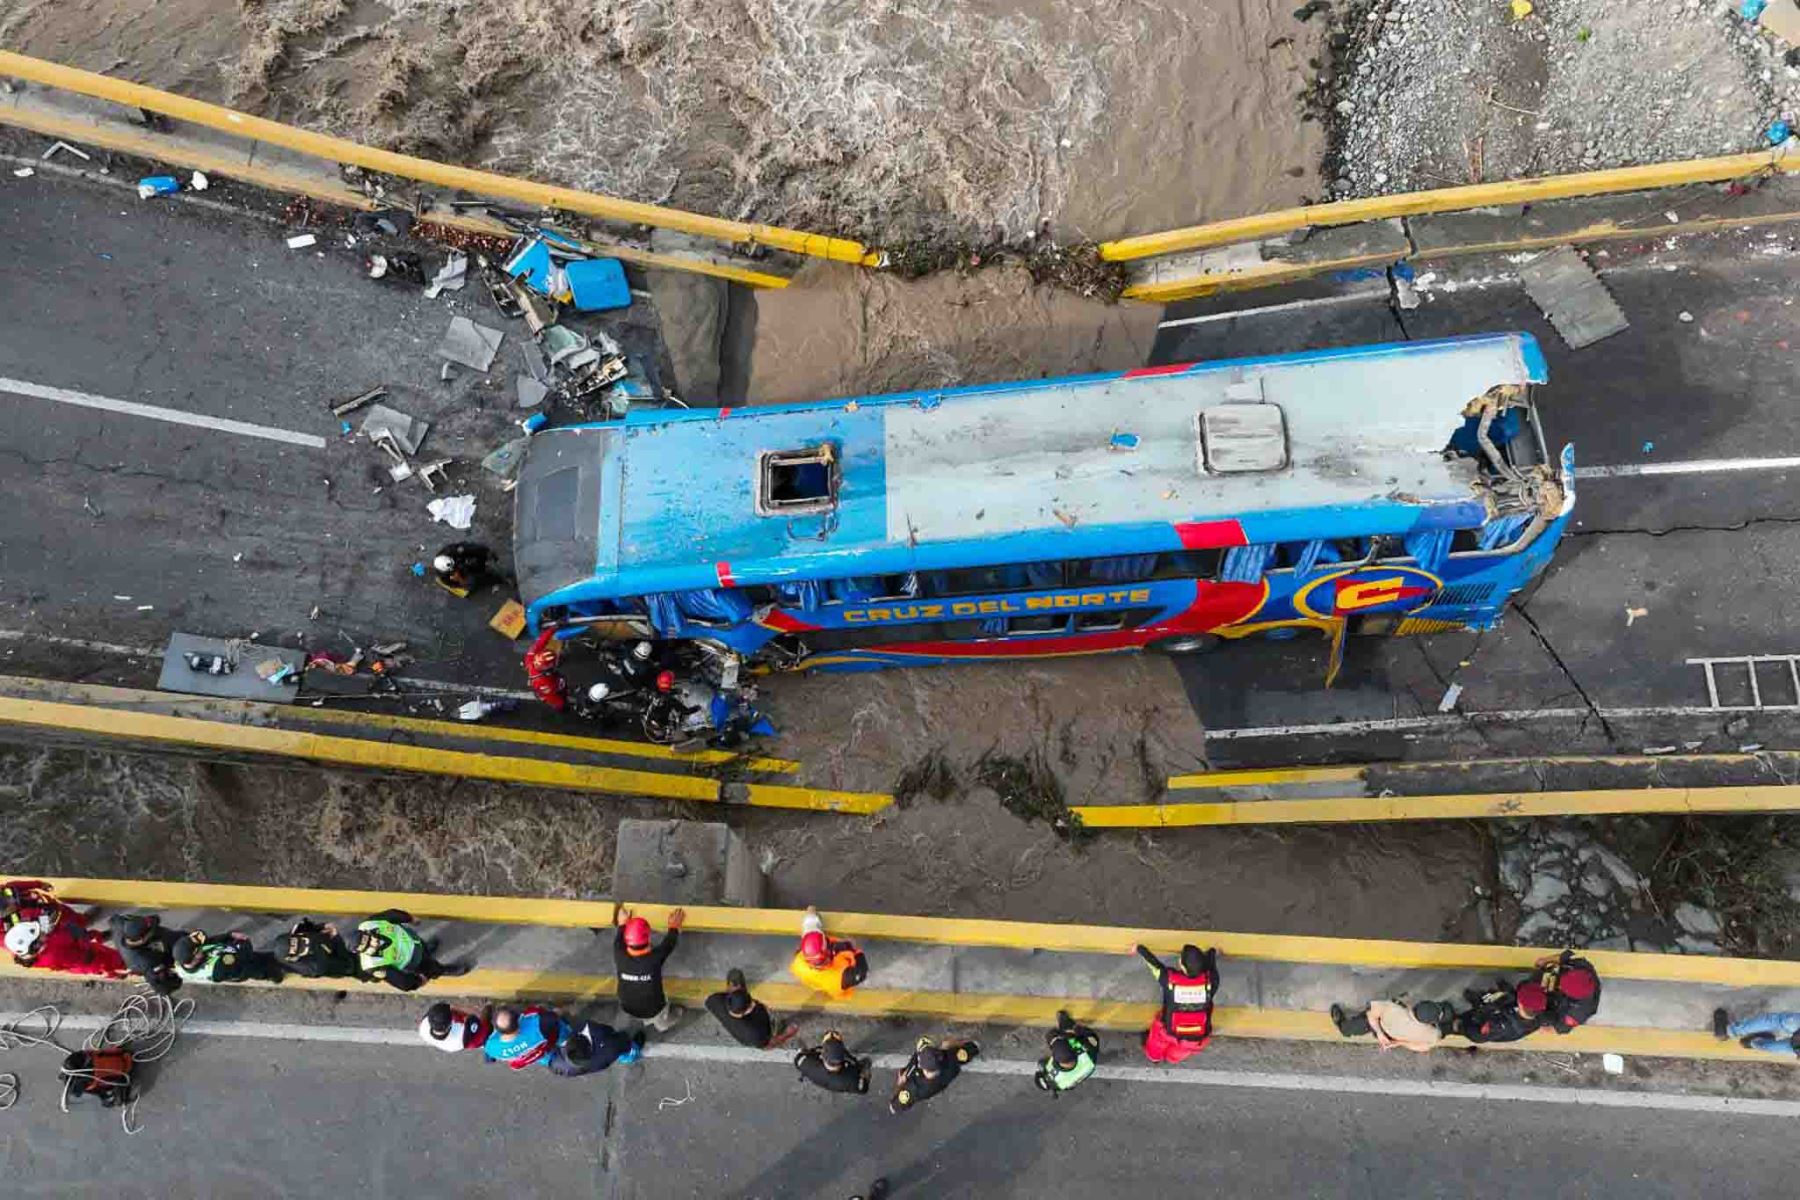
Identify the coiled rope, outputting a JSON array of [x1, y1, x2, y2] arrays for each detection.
[[0, 992, 193, 1134]]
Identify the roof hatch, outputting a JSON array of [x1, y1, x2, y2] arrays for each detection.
[[756, 443, 840, 515], [1197, 402, 1288, 474]]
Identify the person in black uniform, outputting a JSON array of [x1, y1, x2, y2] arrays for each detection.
[[889, 1035, 980, 1114], [1454, 980, 1548, 1045], [705, 968, 799, 1050], [430, 542, 508, 597], [794, 1030, 871, 1095], [110, 914, 188, 995], [176, 930, 285, 984], [274, 918, 362, 979]]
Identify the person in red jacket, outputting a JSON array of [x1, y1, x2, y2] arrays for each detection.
[[1, 880, 127, 978], [524, 625, 569, 711]]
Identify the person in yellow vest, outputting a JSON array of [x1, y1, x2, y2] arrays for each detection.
[[352, 909, 472, 991], [790, 906, 868, 1000]]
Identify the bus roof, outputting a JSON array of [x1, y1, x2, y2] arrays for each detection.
[[515, 332, 1549, 605]]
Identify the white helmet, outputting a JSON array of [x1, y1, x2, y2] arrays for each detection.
[[587, 682, 612, 702], [432, 555, 456, 574], [5, 918, 46, 958], [631, 641, 654, 661]]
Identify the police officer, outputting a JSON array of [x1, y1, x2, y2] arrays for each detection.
[[1034, 1010, 1099, 1097], [275, 918, 361, 979], [174, 930, 285, 985], [794, 1030, 871, 1095], [110, 913, 189, 995], [352, 909, 470, 991], [889, 1035, 980, 1114], [705, 968, 799, 1050]]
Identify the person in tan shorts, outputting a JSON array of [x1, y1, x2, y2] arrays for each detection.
[[1330, 998, 1447, 1052]]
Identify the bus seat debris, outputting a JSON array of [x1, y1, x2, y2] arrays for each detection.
[[359, 404, 429, 457], [1519, 246, 1628, 349]]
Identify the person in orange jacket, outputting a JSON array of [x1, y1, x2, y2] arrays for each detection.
[[524, 624, 569, 712], [790, 906, 868, 1000]]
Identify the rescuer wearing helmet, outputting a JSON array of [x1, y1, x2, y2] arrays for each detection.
[[524, 624, 570, 711], [1454, 979, 1549, 1045], [429, 542, 507, 597], [352, 909, 471, 991], [794, 1030, 872, 1094], [1137, 942, 1219, 1064], [613, 905, 686, 1032], [889, 1035, 980, 1114], [1, 880, 127, 979], [790, 906, 869, 1001], [1033, 1010, 1100, 1097]]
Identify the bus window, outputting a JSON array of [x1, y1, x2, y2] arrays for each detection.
[[1150, 549, 1223, 580], [1006, 614, 1067, 635], [1074, 607, 1160, 632], [929, 562, 1062, 595], [1069, 554, 1157, 586]]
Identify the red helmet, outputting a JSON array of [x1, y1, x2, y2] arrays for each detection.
[[801, 930, 828, 964], [622, 916, 652, 950], [1516, 981, 1548, 1015], [655, 670, 675, 693]]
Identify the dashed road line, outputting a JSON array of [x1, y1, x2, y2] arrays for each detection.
[[0, 377, 326, 449]]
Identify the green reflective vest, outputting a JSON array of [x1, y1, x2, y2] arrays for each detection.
[[356, 919, 420, 973], [175, 942, 231, 982], [1044, 1042, 1096, 1091]]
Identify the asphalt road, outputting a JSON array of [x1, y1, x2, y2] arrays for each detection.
[[2, 1031, 1792, 1199]]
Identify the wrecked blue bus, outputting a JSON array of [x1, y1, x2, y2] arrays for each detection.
[[513, 332, 1574, 681]]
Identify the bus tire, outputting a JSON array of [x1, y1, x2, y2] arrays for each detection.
[[1149, 634, 1221, 656]]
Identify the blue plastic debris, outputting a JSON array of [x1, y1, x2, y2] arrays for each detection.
[[339, 420, 353, 436], [1109, 432, 1141, 450], [565, 258, 631, 311], [1641, 441, 1655, 454], [1391, 261, 1416, 281], [503, 237, 557, 293], [411, 562, 427, 577], [1769, 120, 1792, 146], [521, 412, 549, 434], [136, 175, 179, 199], [1742, 0, 1768, 19]]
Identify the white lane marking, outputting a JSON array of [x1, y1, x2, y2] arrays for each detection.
[[1576, 456, 1800, 479], [72, 1014, 1800, 1118], [1207, 705, 1731, 740], [1157, 288, 1388, 329], [0, 377, 326, 450]]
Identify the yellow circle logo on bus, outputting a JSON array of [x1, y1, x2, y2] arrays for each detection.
[[1293, 565, 1442, 619]]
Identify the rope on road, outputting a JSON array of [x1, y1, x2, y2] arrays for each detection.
[[0, 992, 192, 1135]]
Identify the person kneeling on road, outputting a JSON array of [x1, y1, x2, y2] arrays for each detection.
[[277, 918, 362, 980], [795, 1030, 871, 1095], [419, 1001, 492, 1053], [175, 929, 285, 985], [353, 909, 470, 991], [614, 906, 685, 1032], [484, 1005, 562, 1069], [889, 1035, 980, 1114], [1529, 950, 1603, 1035], [1330, 998, 1446, 1053], [549, 1018, 645, 1076], [431, 541, 508, 597], [791, 906, 869, 1001], [111, 913, 189, 995], [706, 968, 799, 1050], [1137, 943, 1218, 1064], [1714, 1007, 1800, 1056], [1034, 1010, 1100, 1097]]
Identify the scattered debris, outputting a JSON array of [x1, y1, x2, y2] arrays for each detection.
[[427, 494, 477, 530], [360, 404, 430, 457], [189, 171, 209, 192], [973, 749, 1086, 841], [423, 251, 469, 300], [437, 316, 505, 373], [330, 385, 387, 418], [1518, 247, 1629, 349], [11, 167, 33, 179], [564, 257, 632, 312], [136, 175, 177, 198], [1602, 1052, 1625, 1075], [515, 376, 550, 409], [286, 233, 318, 250], [40, 141, 90, 162], [367, 253, 427, 285], [1437, 682, 1464, 713], [489, 600, 528, 640], [1625, 606, 1648, 626], [481, 438, 529, 483], [1677, 311, 1695, 323]]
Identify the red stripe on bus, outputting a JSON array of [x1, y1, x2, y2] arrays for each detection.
[[1122, 363, 1193, 378], [1173, 519, 1248, 549], [760, 609, 819, 633], [715, 562, 737, 588]]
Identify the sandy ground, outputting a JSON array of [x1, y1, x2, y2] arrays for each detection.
[[0, 0, 1326, 245], [0, 743, 1491, 940]]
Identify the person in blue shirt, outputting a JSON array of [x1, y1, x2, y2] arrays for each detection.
[[547, 1018, 645, 1077], [483, 1005, 561, 1070]]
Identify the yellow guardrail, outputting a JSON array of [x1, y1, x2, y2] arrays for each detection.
[[0, 49, 879, 268], [0, 698, 890, 813], [37, 877, 1800, 988], [1099, 147, 1800, 262]]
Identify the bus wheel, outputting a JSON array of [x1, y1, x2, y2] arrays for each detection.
[[1149, 634, 1221, 656]]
